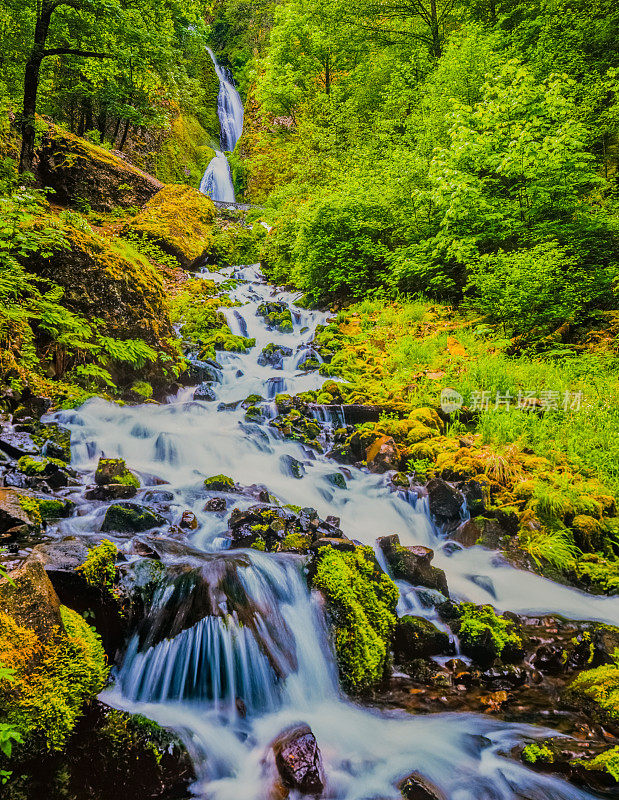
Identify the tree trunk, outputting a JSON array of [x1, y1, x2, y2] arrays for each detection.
[[118, 118, 131, 151], [429, 0, 442, 58], [19, 3, 54, 173], [111, 116, 122, 147]]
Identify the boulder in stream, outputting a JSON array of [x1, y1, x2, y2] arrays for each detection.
[[378, 535, 449, 597], [426, 478, 463, 529], [393, 615, 452, 662], [399, 771, 446, 800], [271, 723, 325, 795], [102, 502, 167, 533]]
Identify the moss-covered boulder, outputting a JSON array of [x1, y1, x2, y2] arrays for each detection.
[[393, 615, 451, 662], [0, 488, 41, 540], [25, 223, 173, 352], [440, 602, 523, 667], [311, 546, 398, 693], [101, 503, 166, 533], [122, 184, 216, 269], [378, 535, 449, 597], [39, 127, 163, 212], [204, 474, 236, 492], [0, 561, 108, 761]]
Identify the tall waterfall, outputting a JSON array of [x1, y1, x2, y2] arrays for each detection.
[[199, 49, 244, 203]]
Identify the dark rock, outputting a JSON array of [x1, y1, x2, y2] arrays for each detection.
[[366, 435, 401, 473], [280, 454, 306, 479], [272, 724, 324, 795], [85, 483, 137, 500], [460, 479, 489, 517], [325, 472, 347, 489], [39, 126, 163, 211], [193, 382, 217, 402], [341, 404, 384, 424], [310, 537, 356, 552], [101, 503, 167, 533], [394, 615, 452, 661], [399, 771, 446, 800], [378, 535, 449, 597], [0, 488, 41, 540], [257, 343, 293, 369], [95, 457, 138, 486], [452, 519, 480, 548], [183, 358, 221, 385], [180, 511, 199, 530], [142, 489, 175, 504], [427, 478, 463, 528], [0, 429, 39, 458], [204, 497, 227, 512]]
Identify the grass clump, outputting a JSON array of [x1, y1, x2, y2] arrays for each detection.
[[312, 546, 398, 693]]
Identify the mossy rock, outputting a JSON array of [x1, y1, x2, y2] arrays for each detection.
[[0, 561, 108, 757], [123, 184, 216, 269], [204, 474, 236, 492], [393, 615, 451, 662], [571, 514, 604, 551], [0, 488, 41, 538], [24, 222, 174, 374], [312, 546, 398, 693], [101, 503, 166, 533], [446, 602, 523, 667], [409, 407, 443, 432], [39, 125, 163, 212], [95, 458, 139, 489], [39, 498, 75, 521]]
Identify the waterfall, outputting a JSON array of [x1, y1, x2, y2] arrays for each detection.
[[199, 49, 244, 203], [51, 263, 610, 800]]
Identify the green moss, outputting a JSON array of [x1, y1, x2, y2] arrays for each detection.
[[204, 474, 236, 492], [570, 648, 619, 723], [16, 496, 42, 528], [130, 380, 153, 400], [38, 499, 74, 521], [122, 184, 216, 267], [280, 533, 311, 551], [312, 546, 398, 693], [16, 456, 64, 476], [522, 742, 555, 766], [577, 746, 619, 782], [456, 603, 522, 663], [76, 541, 118, 596], [0, 606, 108, 755], [156, 112, 217, 186], [250, 540, 266, 551], [575, 554, 619, 595], [95, 458, 139, 489]]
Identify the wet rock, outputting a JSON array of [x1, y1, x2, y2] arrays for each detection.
[[341, 404, 384, 424], [0, 428, 39, 458], [280, 454, 306, 479], [85, 483, 138, 500], [271, 724, 324, 795], [480, 664, 526, 690], [394, 615, 452, 662], [14, 455, 74, 490], [38, 496, 75, 521], [399, 771, 446, 800], [102, 502, 167, 533], [378, 535, 449, 597], [142, 489, 175, 504], [257, 302, 293, 333], [183, 357, 221, 384], [452, 519, 480, 548], [392, 472, 410, 489], [325, 472, 347, 489], [0, 488, 41, 540], [459, 479, 489, 517], [426, 478, 463, 529], [258, 343, 293, 369], [193, 382, 217, 401], [180, 511, 199, 530], [366, 435, 401, 473], [204, 474, 237, 492], [204, 497, 227, 512], [310, 537, 356, 552]]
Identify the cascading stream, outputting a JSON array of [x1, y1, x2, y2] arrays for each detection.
[[199, 49, 244, 203], [49, 264, 615, 800]]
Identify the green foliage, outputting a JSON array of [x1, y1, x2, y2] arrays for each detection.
[[76, 541, 118, 596], [0, 606, 108, 755], [522, 742, 555, 765], [577, 746, 619, 782], [312, 546, 398, 693], [570, 648, 619, 723]]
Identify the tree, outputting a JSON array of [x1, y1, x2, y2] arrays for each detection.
[[19, 0, 113, 173]]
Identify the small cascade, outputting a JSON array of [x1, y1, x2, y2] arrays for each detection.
[[51, 262, 617, 800], [200, 49, 244, 203]]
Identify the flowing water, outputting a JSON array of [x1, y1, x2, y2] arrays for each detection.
[[48, 265, 617, 800], [44, 56, 619, 800], [199, 49, 244, 203]]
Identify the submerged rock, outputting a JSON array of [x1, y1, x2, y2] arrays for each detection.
[[271, 724, 324, 795], [193, 382, 217, 401], [399, 772, 446, 800]]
